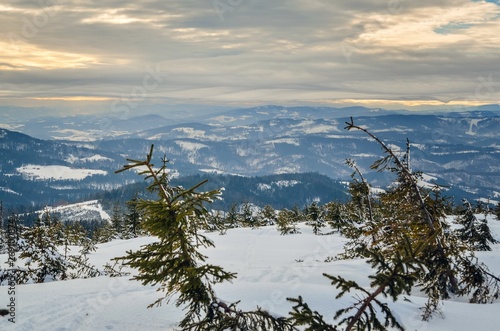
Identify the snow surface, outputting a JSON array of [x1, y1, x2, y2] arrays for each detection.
[[16, 165, 107, 181], [174, 140, 208, 152], [52, 129, 103, 141], [417, 173, 439, 189], [257, 180, 301, 191], [35, 200, 111, 221], [290, 120, 340, 134], [65, 154, 113, 164], [373, 127, 412, 133], [267, 138, 300, 146], [466, 119, 483, 136], [1, 218, 499, 330], [274, 180, 300, 188], [0, 187, 20, 196]]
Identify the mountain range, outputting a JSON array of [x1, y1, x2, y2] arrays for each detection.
[[1, 105, 499, 211]]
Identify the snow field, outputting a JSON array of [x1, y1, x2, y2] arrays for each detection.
[[1, 217, 499, 331], [16, 165, 107, 181]]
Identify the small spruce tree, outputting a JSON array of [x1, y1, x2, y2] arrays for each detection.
[[289, 119, 500, 330], [240, 202, 257, 228], [343, 118, 500, 317], [289, 235, 427, 331], [224, 203, 241, 228], [260, 204, 277, 226], [91, 222, 116, 244], [305, 202, 324, 235], [18, 212, 69, 283], [110, 203, 124, 237], [276, 209, 300, 235], [292, 205, 307, 223], [206, 210, 227, 234], [323, 201, 357, 237], [115, 145, 293, 330], [477, 218, 498, 251], [124, 195, 142, 238], [456, 199, 498, 251], [345, 159, 374, 223]]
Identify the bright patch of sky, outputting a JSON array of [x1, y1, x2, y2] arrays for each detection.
[[434, 23, 475, 34], [474, 0, 500, 5]]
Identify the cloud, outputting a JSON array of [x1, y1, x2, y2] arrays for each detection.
[[0, 0, 499, 111]]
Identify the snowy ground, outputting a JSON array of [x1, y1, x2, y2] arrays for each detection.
[[1, 216, 499, 331], [16, 165, 107, 181]]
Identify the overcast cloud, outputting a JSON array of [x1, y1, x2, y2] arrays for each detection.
[[1, 0, 499, 113]]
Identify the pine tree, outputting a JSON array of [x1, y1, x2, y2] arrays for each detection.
[[289, 235, 427, 331], [110, 203, 124, 237], [11, 209, 102, 284], [292, 205, 307, 223], [124, 195, 142, 238], [224, 203, 241, 228], [477, 219, 498, 251], [305, 202, 324, 235], [276, 209, 300, 235], [456, 199, 480, 243], [91, 222, 116, 244], [206, 210, 227, 234], [289, 118, 500, 331], [0, 213, 28, 285], [260, 204, 277, 226], [343, 118, 500, 318], [288, 119, 500, 330], [7, 214, 21, 251], [240, 202, 257, 228], [67, 248, 102, 279], [345, 159, 374, 223], [323, 201, 356, 236], [0, 230, 6, 254], [456, 199, 498, 251], [63, 222, 96, 254], [115, 145, 293, 330], [18, 212, 69, 283]]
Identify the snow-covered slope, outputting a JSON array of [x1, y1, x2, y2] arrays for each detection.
[[33, 200, 111, 223], [1, 216, 499, 330], [17, 165, 107, 181]]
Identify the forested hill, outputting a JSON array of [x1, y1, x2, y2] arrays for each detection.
[[93, 172, 349, 211], [0, 128, 348, 210], [0, 128, 130, 207]]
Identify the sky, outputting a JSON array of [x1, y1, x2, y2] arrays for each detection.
[[1, 0, 500, 115]]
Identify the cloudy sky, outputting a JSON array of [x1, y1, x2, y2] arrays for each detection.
[[1, 0, 500, 114]]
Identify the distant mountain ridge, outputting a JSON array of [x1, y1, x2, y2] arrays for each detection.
[[2, 103, 499, 141], [1, 106, 499, 210], [0, 128, 134, 207]]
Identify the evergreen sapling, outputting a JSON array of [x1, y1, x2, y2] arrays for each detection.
[[115, 145, 294, 330]]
